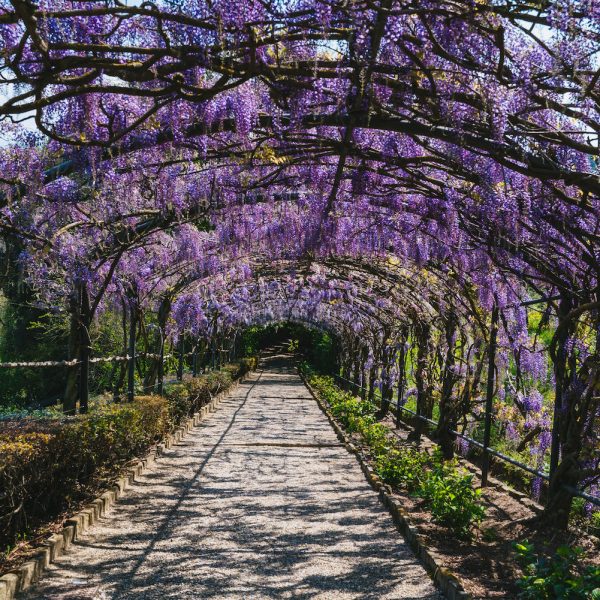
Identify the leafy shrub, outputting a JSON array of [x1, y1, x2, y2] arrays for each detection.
[[239, 356, 259, 373], [305, 372, 338, 401], [221, 363, 242, 379], [164, 383, 193, 429], [375, 447, 429, 491], [514, 540, 600, 599], [332, 399, 376, 432], [316, 380, 377, 432], [76, 396, 167, 467], [204, 370, 233, 395], [132, 395, 170, 442], [418, 468, 485, 537], [309, 371, 486, 538], [0, 395, 168, 548], [375, 446, 485, 537], [360, 422, 390, 455], [184, 377, 211, 406], [0, 431, 57, 532]]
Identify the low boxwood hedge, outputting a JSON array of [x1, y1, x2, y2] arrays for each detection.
[[0, 359, 257, 555]]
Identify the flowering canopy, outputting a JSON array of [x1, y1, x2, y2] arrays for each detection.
[[0, 1, 598, 521]]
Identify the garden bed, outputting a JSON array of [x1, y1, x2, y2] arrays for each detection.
[[304, 369, 599, 599]]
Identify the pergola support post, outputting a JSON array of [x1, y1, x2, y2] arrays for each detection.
[[481, 303, 499, 487]]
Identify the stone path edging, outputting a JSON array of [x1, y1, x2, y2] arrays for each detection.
[[0, 374, 252, 600], [300, 371, 471, 600]]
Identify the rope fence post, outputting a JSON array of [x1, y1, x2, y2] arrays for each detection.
[[177, 333, 184, 381], [127, 302, 136, 403]]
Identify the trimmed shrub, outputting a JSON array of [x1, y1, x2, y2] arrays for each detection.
[[0, 394, 168, 549], [418, 467, 485, 538], [164, 383, 193, 429], [360, 422, 390, 455], [184, 377, 211, 408], [221, 363, 242, 379], [0, 430, 58, 538], [375, 447, 429, 491], [329, 395, 377, 432], [240, 356, 259, 373], [0, 361, 256, 554], [204, 370, 233, 395]]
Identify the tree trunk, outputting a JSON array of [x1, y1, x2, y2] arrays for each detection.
[[78, 283, 91, 414], [408, 323, 433, 442], [143, 296, 171, 392], [549, 297, 572, 476], [63, 283, 92, 414], [63, 290, 80, 415], [352, 349, 362, 389], [539, 354, 600, 528], [368, 364, 377, 403], [377, 343, 393, 418], [127, 299, 137, 402], [434, 313, 459, 458], [177, 333, 184, 380], [395, 334, 408, 428], [360, 346, 368, 399], [113, 299, 128, 402], [341, 351, 352, 390]]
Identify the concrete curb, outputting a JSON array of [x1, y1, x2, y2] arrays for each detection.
[[300, 372, 471, 600], [0, 372, 254, 600]]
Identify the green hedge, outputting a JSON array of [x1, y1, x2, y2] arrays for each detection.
[[0, 359, 257, 554], [0, 395, 168, 550], [303, 366, 485, 538]]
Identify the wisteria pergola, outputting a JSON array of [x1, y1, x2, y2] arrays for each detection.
[[0, 0, 598, 528]]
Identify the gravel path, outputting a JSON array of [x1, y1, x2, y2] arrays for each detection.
[[24, 356, 440, 599]]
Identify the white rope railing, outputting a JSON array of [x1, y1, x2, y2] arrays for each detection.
[[0, 353, 174, 369], [0, 359, 80, 369]]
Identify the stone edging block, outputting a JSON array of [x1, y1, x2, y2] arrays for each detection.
[[299, 372, 471, 600], [0, 372, 252, 600]]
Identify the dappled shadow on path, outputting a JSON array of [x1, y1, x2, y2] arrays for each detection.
[[23, 358, 440, 600]]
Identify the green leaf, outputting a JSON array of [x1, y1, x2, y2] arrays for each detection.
[[556, 546, 573, 558]]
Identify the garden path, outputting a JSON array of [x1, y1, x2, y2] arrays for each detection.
[[24, 355, 440, 600]]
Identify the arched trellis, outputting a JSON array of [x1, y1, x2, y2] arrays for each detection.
[[160, 252, 490, 455], [143, 250, 595, 522], [0, 0, 597, 529]]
